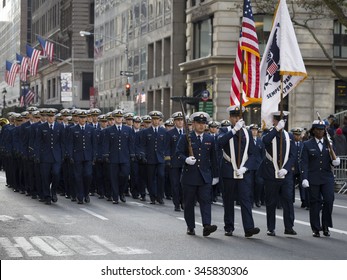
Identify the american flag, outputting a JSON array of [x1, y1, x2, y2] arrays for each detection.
[[16, 53, 30, 82], [25, 89, 35, 105], [37, 36, 54, 63], [19, 95, 25, 107], [26, 44, 41, 76], [230, 0, 260, 106], [5, 60, 20, 87]]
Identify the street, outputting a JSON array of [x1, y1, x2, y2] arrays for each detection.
[[1, 170, 347, 260]]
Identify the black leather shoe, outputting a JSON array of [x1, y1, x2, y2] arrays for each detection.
[[174, 207, 181, 212], [267, 230, 276, 236], [245, 227, 260, 237], [284, 228, 297, 235], [120, 195, 126, 203], [65, 195, 71, 199], [98, 195, 105, 199], [187, 228, 195, 235], [71, 197, 77, 202], [31, 195, 37, 199], [323, 227, 330, 237], [203, 225, 217, 236], [140, 196, 146, 201], [150, 198, 156, 204], [84, 196, 90, 203], [89, 192, 95, 196], [77, 200, 83, 204], [51, 194, 58, 203], [312, 231, 320, 237], [255, 202, 261, 208], [112, 200, 119, 204], [39, 198, 46, 202], [157, 199, 164, 205], [45, 200, 51, 205], [225, 231, 233, 236], [106, 197, 112, 201]]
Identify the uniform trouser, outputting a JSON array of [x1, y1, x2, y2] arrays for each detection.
[[40, 162, 61, 200], [309, 181, 334, 231], [147, 163, 165, 200], [109, 163, 130, 201], [74, 160, 92, 201], [294, 173, 310, 206], [223, 175, 255, 232], [250, 170, 264, 204], [138, 162, 147, 197], [27, 159, 36, 196], [34, 162, 42, 198], [62, 159, 70, 196], [164, 165, 172, 198], [91, 162, 97, 194], [14, 157, 23, 191], [95, 160, 105, 196], [169, 167, 183, 208], [264, 178, 295, 231], [23, 157, 30, 193], [103, 162, 111, 198], [4, 154, 12, 186], [130, 160, 140, 197], [182, 183, 212, 229]]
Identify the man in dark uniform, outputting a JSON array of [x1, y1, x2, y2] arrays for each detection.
[[218, 106, 260, 238], [176, 112, 219, 237], [102, 109, 135, 204], [165, 111, 185, 211], [301, 120, 340, 237], [67, 110, 96, 204], [129, 116, 142, 199], [139, 111, 167, 204], [35, 108, 65, 205], [208, 120, 221, 203], [260, 111, 297, 236]]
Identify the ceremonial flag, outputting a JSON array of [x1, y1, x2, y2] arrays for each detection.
[[230, 0, 260, 106], [19, 95, 25, 107], [26, 45, 41, 76], [25, 89, 35, 105], [37, 36, 54, 63], [16, 53, 30, 82], [5, 60, 20, 87], [260, 0, 307, 129]]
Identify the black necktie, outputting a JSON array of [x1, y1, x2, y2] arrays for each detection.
[[179, 129, 182, 135], [154, 127, 157, 134], [50, 124, 53, 130], [118, 126, 121, 132], [81, 126, 84, 131], [197, 135, 201, 143], [318, 140, 323, 151]]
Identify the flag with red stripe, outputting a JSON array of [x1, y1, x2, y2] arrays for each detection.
[[25, 89, 35, 105], [26, 45, 41, 76], [5, 60, 20, 87], [37, 36, 54, 63], [230, 0, 260, 106], [16, 53, 30, 81]]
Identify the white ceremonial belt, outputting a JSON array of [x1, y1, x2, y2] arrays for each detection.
[[265, 151, 273, 162], [223, 151, 231, 162]]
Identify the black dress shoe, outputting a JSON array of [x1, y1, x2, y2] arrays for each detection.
[[150, 198, 156, 204], [157, 199, 164, 205], [98, 195, 105, 199], [39, 198, 46, 202], [51, 194, 58, 203], [174, 207, 181, 212], [71, 197, 77, 202], [255, 202, 261, 208], [140, 196, 146, 201], [84, 196, 90, 203], [65, 195, 71, 199], [31, 195, 37, 199], [106, 197, 112, 201], [112, 200, 119, 204], [323, 227, 330, 237], [45, 200, 51, 205], [312, 231, 320, 237], [267, 230, 276, 236], [187, 228, 195, 235], [89, 192, 95, 196], [120, 195, 126, 203], [225, 231, 233, 236], [284, 228, 297, 235], [77, 200, 83, 204], [245, 227, 260, 237], [203, 225, 217, 236]]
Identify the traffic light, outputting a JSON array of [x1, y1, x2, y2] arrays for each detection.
[[125, 83, 131, 96]]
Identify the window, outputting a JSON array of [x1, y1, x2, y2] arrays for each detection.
[[193, 17, 213, 59], [52, 78, 56, 98], [334, 20, 347, 58], [47, 80, 51, 99], [254, 14, 272, 54], [82, 73, 93, 100]]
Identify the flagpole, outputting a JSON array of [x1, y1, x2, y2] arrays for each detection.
[[237, 50, 245, 169], [279, 75, 284, 169]]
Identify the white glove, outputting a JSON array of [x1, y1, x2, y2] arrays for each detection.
[[236, 167, 247, 176], [302, 179, 310, 188], [275, 119, 285, 131], [277, 168, 288, 177], [185, 156, 196, 165], [212, 177, 219, 185], [233, 119, 245, 132], [332, 157, 340, 167]]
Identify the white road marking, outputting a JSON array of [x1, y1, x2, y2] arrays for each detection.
[[177, 217, 203, 227], [13, 237, 42, 257], [295, 196, 347, 209], [79, 208, 109, 220], [29, 236, 75, 257], [89, 235, 151, 255], [38, 214, 76, 225], [0, 215, 15, 222], [59, 235, 108, 256], [0, 237, 23, 257], [24, 215, 39, 222]]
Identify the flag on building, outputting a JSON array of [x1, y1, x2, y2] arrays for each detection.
[[260, 0, 307, 129], [94, 38, 103, 58], [26, 45, 41, 76], [230, 0, 260, 107], [5, 60, 20, 87], [25, 89, 35, 105], [16, 53, 30, 82], [37, 36, 54, 63]]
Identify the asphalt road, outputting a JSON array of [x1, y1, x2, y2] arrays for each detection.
[[1, 170, 347, 260]]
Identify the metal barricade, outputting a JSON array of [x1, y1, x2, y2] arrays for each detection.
[[334, 155, 347, 194]]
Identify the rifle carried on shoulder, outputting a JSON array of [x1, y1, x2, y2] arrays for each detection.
[[180, 99, 194, 157], [316, 111, 337, 160]]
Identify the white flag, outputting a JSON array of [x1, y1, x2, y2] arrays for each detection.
[[260, 0, 307, 129]]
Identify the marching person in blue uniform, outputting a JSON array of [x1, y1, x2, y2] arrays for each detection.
[[67, 110, 96, 204], [165, 111, 185, 211], [208, 120, 221, 203], [176, 112, 219, 237], [260, 111, 297, 236], [218, 106, 260, 238], [139, 111, 167, 204], [301, 120, 340, 237], [35, 108, 65, 205], [102, 109, 135, 204], [129, 116, 142, 199]]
